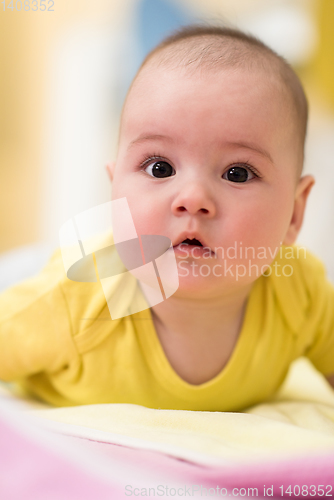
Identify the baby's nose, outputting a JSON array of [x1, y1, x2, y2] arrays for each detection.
[[171, 183, 216, 217]]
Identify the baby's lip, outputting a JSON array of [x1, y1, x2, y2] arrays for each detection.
[[172, 232, 215, 254]]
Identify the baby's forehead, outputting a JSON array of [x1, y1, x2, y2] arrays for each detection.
[[122, 61, 290, 129]]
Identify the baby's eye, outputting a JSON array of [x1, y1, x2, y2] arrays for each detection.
[[222, 165, 256, 183], [144, 161, 175, 178]]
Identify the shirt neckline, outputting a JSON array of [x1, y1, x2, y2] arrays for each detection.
[[134, 277, 263, 401]]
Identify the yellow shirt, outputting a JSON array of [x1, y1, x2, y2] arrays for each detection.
[[1, 244, 334, 410]]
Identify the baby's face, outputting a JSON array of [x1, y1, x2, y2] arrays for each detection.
[[111, 65, 302, 294]]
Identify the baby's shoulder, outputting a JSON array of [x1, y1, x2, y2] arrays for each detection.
[[272, 244, 327, 290], [264, 245, 331, 334]]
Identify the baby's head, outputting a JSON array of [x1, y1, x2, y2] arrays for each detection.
[[107, 25, 315, 294]]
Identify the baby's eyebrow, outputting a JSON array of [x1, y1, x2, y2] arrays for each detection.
[[127, 134, 274, 164], [127, 134, 175, 151], [224, 141, 274, 164]]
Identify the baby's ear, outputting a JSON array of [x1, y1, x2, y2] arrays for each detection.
[[283, 174, 315, 246], [106, 161, 116, 182]]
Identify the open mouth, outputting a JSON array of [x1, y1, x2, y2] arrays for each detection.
[[171, 236, 215, 257], [181, 238, 203, 246], [171, 233, 215, 256]]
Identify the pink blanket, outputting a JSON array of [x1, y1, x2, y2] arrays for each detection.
[[1, 397, 334, 500]]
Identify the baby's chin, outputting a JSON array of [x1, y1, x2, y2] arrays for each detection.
[[171, 270, 256, 300], [133, 252, 263, 303]]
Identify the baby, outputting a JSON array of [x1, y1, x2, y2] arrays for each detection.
[[1, 25, 334, 410]]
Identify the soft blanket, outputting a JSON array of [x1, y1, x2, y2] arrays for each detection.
[[1, 357, 334, 499]]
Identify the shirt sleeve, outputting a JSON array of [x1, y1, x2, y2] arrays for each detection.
[[0, 249, 78, 381], [303, 255, 334, 377]]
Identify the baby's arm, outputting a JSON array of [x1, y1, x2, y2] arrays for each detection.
[[299, 250, 334, 386], [0, 249, 73, 382]]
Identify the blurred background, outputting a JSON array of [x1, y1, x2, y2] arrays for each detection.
[[0, 0, 334, 282]]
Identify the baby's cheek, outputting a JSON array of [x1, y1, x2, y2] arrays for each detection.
[[130, 207, 167, 240], [227, 202, 286, 256]]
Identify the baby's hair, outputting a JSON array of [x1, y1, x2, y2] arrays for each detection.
[[123, 24, 308, 177]]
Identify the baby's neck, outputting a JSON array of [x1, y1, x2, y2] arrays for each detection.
[[150, 282, 253, 385], [151, 282, 253, 338]]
